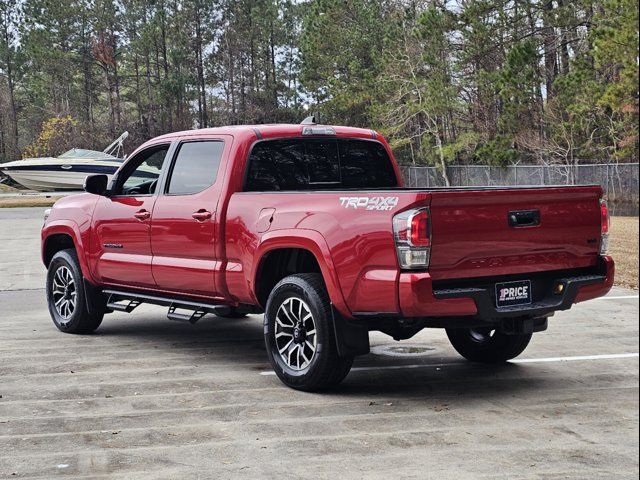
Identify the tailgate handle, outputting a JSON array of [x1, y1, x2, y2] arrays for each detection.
[[508, 210, 540, 228]]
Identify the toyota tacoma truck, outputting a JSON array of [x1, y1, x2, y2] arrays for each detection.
[[41, 121, 615, 391]]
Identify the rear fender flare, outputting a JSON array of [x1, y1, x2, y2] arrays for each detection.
[[252, 229, 351, 318]]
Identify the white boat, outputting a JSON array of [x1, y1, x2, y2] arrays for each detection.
[[0, 132, 128, 191]]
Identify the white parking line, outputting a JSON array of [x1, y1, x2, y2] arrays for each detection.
[[592, 295, 639, 301], [511, 352, 639, 363], [259, 352, 639, 375]]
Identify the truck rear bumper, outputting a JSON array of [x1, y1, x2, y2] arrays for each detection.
[[397, 256, 614, 320]]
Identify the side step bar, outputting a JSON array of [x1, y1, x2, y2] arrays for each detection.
[[103, 289, 232, 324]]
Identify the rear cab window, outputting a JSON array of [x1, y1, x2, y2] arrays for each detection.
[[166, 141, 224, 195], [244, 138, 398, 191]]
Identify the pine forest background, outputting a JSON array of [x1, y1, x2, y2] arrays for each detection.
[[0, 0, 638, 175]]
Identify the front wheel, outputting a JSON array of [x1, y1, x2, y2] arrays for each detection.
[[46, 249, 103, 334], [264, 273, 353, 391], [446, 327, 532, 363]]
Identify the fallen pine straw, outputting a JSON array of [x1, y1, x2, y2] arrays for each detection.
[[0, 196, 63, 208], [609, 216, 639, 290]]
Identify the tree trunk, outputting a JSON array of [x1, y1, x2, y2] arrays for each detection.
[[195, 5, 208, 128], [433, 129, 450, 186], [145, 47, 156, 137], [81, 22, 94, 128], [542, 0, 558, 99], [525, 1, 547, 136], [158, 5, 172, 132], [0, 101, 6, 160], [556, 0, 571, 75], [103, 65, 116, 137], [270, 19, 278, 116], [2, 21, 19, 159], [113, 56, 122, 132], [153, 37, 165, 131], [228, 36, 236, 120], [133, 54, 144, 130]]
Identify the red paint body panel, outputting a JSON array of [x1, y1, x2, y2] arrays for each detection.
[[428, 187, 602, 280], [149, 134, 233, 297], [90, 195, 158, 288], [150, 190, 220, 296], [41, 124, 615, 324], [574, 255, 615, 303], [398, 272, 478, 317], [41, 193, 99, 282]]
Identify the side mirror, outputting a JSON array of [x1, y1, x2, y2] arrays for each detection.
[[84, 174, 108, 196]]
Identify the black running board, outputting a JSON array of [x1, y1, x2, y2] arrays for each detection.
[[103, 289, 232, 324]]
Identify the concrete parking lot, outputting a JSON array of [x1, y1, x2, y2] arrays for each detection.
[[0, 207, 638, 479]]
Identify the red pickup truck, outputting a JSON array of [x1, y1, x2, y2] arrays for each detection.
[[41, 121, 615, 390]]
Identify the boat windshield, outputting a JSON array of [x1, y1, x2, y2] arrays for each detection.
[[58, 149, 122, 160]]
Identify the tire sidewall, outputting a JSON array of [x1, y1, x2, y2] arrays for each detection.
[[46, 250, 87, 333], [465, 329, 509, 352], [264, 276, 332, 386], [447, 327, 532, 363]]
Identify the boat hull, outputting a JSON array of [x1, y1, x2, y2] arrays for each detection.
[[0, 162, 120, 191], [1, 167, 117, 191]]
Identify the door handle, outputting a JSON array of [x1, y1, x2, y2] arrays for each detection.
[[192, 209, 212, 221], [134, 209, 151, 221], [508, 210, 540, 227]]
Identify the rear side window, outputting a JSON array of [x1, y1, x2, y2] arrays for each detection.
[[339, 140, 397, 188], [167, 141, 223, 195], [244, 138, 397, 191]]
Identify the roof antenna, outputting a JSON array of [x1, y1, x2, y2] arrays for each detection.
[[300, 115, 318, 125]]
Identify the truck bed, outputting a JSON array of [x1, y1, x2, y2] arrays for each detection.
[[226, 184, 604, 316]]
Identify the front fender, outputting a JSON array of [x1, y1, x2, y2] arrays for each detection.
[[42, 220, 96, 284], [253, 229, 352, 318]]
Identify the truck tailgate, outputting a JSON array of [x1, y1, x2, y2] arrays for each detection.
[[427, 186, 603, 281]]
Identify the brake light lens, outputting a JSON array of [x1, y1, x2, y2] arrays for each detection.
[[411, 209, 430, 247], [600, 200, 610, 235], [600, 199, 610, 254], [302, 126, 336, 136], [393, 207, 431, 269]]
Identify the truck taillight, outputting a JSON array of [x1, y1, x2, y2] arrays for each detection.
[[393, 207, 431, 269], [600, 199, 610, 255]]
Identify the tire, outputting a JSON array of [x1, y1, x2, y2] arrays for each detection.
[[46, 249, 103, 334], [264, 273, 353, 391], [214, 307, 248, 319], [446, 327, 532, 363]]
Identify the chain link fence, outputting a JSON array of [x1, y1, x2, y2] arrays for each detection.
[[400, 163, 639, 204]]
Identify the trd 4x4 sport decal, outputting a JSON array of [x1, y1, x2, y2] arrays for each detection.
[[339, 196, 399, 211]]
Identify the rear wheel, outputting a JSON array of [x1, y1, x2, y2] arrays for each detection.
[[446, 327, 532, 363], [46, 249, 103, 334], [264, 273, 353, 391]]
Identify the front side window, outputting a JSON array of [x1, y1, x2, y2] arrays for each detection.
[[115, 146, 169, 195], [244, 138, 397, 191], [166, 141, 224, 195]]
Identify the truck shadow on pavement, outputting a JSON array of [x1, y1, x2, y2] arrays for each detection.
[[94, 311, 556, 398]]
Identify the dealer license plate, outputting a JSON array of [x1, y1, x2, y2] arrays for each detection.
[[495, 280, 532, 308]]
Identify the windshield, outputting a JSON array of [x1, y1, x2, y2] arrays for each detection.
[[58, 149, 120, 160]]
